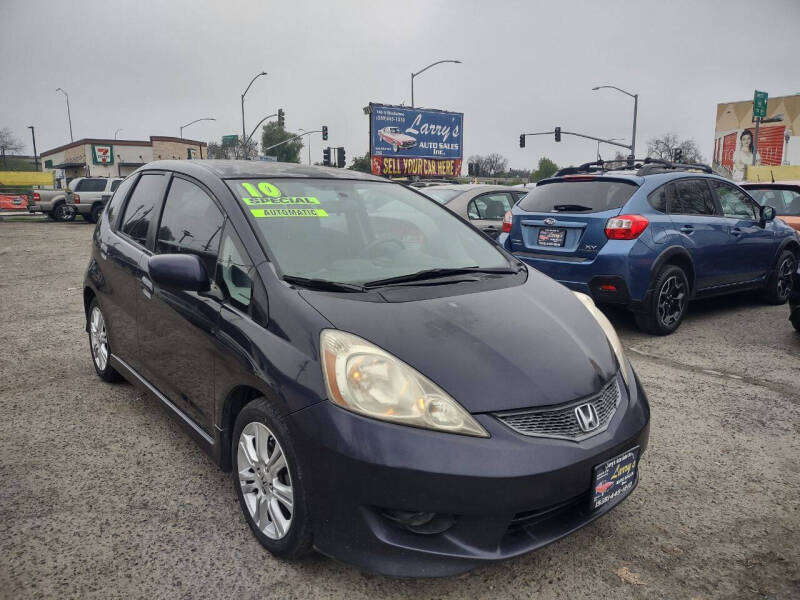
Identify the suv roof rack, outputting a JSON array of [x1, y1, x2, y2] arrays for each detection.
[[553, 157, 713, 178]]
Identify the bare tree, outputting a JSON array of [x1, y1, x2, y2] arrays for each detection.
[[0, 127, 24, 154], [483, 153, 508, 176], [647, 133, 704, 164]]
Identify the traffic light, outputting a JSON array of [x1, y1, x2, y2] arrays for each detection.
[[277, 109, 285, 128], [468, 162, 475, 176], [554, 127, 561, 142], [673, 148, 683, 163], [519, 134, 525, 148], [337, 147, 345, 168], [322, 147, 331, 166], [322, 126, 328, 141]]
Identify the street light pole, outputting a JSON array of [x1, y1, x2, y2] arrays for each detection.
[[28, 126, 39, 171], [411, 59, 461, 108], [299, 129, 312, 165], [180, 117, 215, 139], [592, 85, 638, 157], [114, 128, 123, 139], [56, 87, 73, 142], [241, 71, 267, 142], [597, 138, 622, 161]]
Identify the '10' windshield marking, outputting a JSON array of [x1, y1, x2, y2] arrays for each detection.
[[238, 181, 327, 217]]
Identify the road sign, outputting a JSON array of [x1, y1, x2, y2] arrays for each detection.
[[753, 90, 768, 119], [222, 134, 239, 146]]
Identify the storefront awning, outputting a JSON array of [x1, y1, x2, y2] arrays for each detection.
[[118, 162, 145, 167], [52, 161, 86, 169]]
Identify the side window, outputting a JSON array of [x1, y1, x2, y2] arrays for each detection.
[[468, 193, 512, 220], [673, 180, 716, 215], [77, 179, 107, 192], [119, 174, 169, 246], [156, 178, 225, 275], [711, 181, 759, 220], [105, 175, 137, 225], [216, 226, 254, 310], [648, 185, 671, 213], [110, 180, 122, 192]]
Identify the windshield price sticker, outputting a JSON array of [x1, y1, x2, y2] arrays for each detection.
[[250, 207, 329, 218], [239, 181, 322, 208]]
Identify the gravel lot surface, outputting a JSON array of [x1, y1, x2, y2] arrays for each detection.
[[1, 221, 798, 600]]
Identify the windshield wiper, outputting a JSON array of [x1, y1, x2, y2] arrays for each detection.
[[283, 275, 366, 293], [552, 204, 594, 212], [363, 266, 518, 288]]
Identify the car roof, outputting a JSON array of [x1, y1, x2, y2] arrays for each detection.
[[538, 170, 735, 188], [741, 180, 800, 187], [141, 159, 387, 182], [425, 184, 520, 192]]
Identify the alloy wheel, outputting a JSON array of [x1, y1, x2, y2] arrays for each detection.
[[657, 275, 686, 328], [777, 256, 795, 300], [238, 422, 294, 540], [89, 306, 109, 370]]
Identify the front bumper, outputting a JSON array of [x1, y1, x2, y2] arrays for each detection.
[[289, 366, 650, 577]]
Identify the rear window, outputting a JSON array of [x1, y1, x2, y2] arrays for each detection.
[[518, 180, 638, 213], [75, 179, 107, 192], [422, 188, 461, 204]]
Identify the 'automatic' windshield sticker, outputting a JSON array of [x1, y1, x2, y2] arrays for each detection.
[[239, 181, 320, 206], [250, 207, 329, 218]]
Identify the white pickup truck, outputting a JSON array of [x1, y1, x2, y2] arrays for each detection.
[[29, 177, 122, 222]]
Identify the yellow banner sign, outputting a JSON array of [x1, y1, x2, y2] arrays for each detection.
[[0, 171, 55, 186]]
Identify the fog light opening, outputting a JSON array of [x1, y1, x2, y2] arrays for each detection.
[[380, 509, 457, 535]]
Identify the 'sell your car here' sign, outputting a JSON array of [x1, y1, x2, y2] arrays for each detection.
[[369, 103, 463, 177]]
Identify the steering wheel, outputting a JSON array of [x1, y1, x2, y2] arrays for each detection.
[[360, 237, 405, 258]]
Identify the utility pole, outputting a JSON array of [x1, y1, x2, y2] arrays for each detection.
[[56, 88, 74, 142], [28, 126, 39, 171], [241, 71, 267, 143], [592, 85, 638, 158], [410, 59, 461, 108]]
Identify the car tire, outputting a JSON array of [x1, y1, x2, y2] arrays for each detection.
[[46, 211, 57, 221], [791, 307, 800, 332], [53, 202, 75, 222], [634, 265, 690, 335], [759, 250, 796, 305], [232, 397, 313, 560], [88, 203, 103, 224], [87, 298, 123, 382]]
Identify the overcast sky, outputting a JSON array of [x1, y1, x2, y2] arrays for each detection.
[[2, 0, 798, 170]]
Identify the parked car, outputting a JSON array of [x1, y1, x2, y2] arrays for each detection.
[[741, 181, 800, 232], [791, 264, 800, 331], [377, 126, 417, 152], [66, 177, 123, 223], [28, 188, 73, 221], [498, 159, 800, 335], [83, 160, 650, 577], [421, 184, 528, 238]]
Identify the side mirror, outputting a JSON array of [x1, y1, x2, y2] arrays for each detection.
[[148, 254, 210, 292], [761, 205, 776, 223]]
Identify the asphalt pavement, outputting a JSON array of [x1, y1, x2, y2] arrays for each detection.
[[1, 221, 798, 600]]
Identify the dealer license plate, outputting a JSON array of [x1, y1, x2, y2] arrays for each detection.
[[591, 446, 639, 510], [538, 227, 566, 247]]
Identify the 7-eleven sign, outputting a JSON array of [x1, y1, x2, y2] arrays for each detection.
[[92, 144, 114, 165]]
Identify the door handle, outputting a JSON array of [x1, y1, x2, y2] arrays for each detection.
[[680, 225, 694, 234], [140, 275, 154, 299]]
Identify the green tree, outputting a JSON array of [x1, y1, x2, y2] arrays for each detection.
[[531, 157, 559, 182], [350, 152, 371, 173], [261, 122, 303, 163]]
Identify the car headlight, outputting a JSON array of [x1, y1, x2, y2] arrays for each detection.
[[320, 329, 489, 437], [572, 292, 630, 387]]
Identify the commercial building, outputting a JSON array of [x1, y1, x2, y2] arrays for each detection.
[[39, 136, 207, 186], [713, 93, 800, 181]]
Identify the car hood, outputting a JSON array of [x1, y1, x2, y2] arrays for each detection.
[[299, 271, 619, 413]]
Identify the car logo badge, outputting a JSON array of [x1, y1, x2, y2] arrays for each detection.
[[543, 217, 557, 226], [575, 403, 600, 432]]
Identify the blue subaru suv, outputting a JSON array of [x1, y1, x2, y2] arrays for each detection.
[[498, 159, 800, 334]]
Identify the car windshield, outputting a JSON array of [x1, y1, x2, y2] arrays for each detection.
[[422, 188, 461, 204], [226, 178, 510, 284], [518, 179, 638, 213], [746, 187, 800, 216]]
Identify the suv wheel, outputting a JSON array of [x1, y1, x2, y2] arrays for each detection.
[[53, 202, 75, 222], [233, 398, 313, 559], [88, 203, 104, 224], [88, 299, 123, 382], [759, 250, 796, 305], [635, 265, 689, 335]]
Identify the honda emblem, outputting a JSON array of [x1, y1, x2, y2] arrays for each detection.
[[575, 403, 600, 432]]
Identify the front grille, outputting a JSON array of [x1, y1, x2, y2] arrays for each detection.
[[494, 377, 621, 441]]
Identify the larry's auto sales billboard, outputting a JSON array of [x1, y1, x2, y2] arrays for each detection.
[[369, 103, 463, 177]]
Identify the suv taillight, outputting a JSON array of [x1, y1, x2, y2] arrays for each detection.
[[33, 192, 40, 202], [73, 194, 80, 204], [605, 214, 649, 240], [502, 210, 513, 233]]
